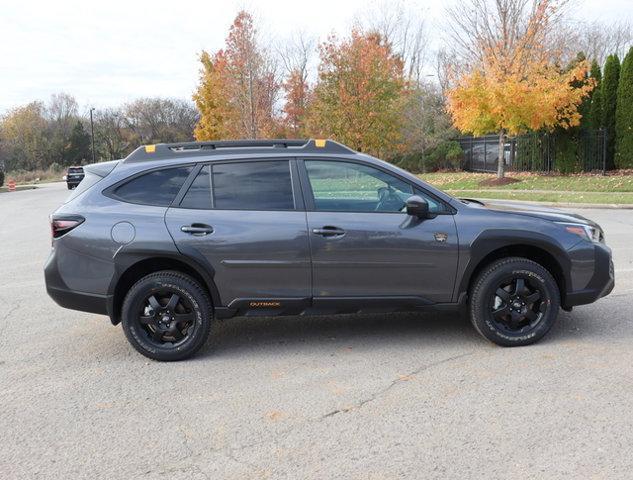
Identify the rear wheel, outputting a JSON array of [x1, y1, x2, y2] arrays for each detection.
[[469, 257, 560, 347], [121, 271, 212, 361]]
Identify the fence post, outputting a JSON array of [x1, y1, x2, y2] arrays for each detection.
[[602, 128, 607, 176], [470, 136, 474, 170]]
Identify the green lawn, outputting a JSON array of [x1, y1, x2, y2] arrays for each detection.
[[443, 190, 633, 204], [419, 171, 633, 192]]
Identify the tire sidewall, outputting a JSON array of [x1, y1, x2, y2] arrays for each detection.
[[122, 273, 211, 361]]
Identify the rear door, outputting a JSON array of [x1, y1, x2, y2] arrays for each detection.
[[300, 159, 458, 305], [165, 159, 311, 312]]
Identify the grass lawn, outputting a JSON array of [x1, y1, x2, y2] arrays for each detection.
[[419, 171, 633, 204], [443, 190, 633, 204], [420, 171, 633, 192]]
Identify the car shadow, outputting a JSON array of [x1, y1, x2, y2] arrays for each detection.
[[196, 298, 624, 359], [199, 311, 483, 359]]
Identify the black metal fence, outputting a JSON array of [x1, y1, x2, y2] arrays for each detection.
[[458, 129, 607, 174]]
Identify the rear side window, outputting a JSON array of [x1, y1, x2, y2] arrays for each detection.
[[65, 171, 102, 203], [180, 165, 212, 209], [180, 161, 294, 210], [112, 166, 192, 206]]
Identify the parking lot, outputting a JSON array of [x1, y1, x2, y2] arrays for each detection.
[[1, 182, 633, 479]]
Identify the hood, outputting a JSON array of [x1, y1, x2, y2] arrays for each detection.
[[460, 198, 599, 227]]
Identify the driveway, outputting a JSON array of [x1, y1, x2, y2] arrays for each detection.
[[1, 182, 632, 479]]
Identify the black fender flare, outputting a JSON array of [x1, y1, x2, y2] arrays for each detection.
[[455, 229, 571, 301], [107, 246, 222, 323]]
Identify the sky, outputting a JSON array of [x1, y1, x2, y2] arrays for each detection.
[[0, 0, 631, 114]]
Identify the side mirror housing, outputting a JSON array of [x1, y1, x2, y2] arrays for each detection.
[[406, 195, 431, 218]]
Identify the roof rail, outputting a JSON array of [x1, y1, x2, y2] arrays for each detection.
[[123, 139, 356, 163]]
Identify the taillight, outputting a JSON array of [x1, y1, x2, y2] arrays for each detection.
[[51, 215, 85, 238]]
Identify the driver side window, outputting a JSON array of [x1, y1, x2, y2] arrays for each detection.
[[304, 160, 442, 213]]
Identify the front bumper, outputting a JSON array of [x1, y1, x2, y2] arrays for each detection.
[[564, 243, 614, 308]]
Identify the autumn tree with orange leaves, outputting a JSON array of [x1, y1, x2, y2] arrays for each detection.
[[446, 0, 594, 178], [308, 30, 408, 158], [193, 11, 280, 140]]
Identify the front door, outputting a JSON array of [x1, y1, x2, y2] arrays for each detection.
[[300, 159, 458, 305], [165, 159, 311, 313]]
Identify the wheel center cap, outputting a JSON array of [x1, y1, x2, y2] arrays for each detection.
[[161, 314, 171, 324], [512, 300, 523, 309]]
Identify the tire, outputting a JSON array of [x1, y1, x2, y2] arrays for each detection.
[[469, 257, 560, 347], [121, 270, 212, 361], [67, 183, 73, 190]]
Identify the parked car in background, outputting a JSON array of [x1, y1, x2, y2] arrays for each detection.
[[64, 166, 84, 189], [45, 139, 614, 361]]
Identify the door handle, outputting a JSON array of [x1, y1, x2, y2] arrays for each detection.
[[312, 226, 346, 237], [181, 224, 214, 235]]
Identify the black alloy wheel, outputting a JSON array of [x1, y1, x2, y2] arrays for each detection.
[[469, 257, 560, 347], [121, 271, 212, 361]]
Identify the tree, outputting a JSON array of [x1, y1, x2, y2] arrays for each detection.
[[308, 30, 408, 158], [193, 51, 234, 140], [615, 47, 633, 168], [65, 121, 91, 166], [193, 11, 281, 140], [93, 108, 133, 160], [46, 93, 80, 165], [446, 0, 592, 178], [279, 33, 314, 137], [586, 60, 603, 130], [124, 97, 198, 144], [357, 0, 428, 84], [557, 20, 633, 66], [0, 102, 48, 171], [602, 54, 620, 169]]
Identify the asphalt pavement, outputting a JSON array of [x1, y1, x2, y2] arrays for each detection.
[[1, 182, 632, 479]]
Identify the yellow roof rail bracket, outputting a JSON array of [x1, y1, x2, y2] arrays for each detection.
[[315, 139, 327, 148], [144, 145, 156, 153]]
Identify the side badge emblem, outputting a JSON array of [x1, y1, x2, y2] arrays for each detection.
[[434, 232, 448, 243]]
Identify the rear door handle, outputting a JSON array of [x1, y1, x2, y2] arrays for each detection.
[[312, 226, 346, 237], [181, 224, 214, 236]]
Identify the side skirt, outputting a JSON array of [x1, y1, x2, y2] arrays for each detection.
[[214, 296, 463, 320]]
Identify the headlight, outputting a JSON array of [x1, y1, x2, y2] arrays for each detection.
[[558, 223, 604, 243]]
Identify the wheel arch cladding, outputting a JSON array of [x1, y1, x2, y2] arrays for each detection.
[[108, 254, 220, 325], [458, 232, 569, 304]]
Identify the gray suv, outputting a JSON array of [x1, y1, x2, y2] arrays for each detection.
[[45, 139, 614, 361]]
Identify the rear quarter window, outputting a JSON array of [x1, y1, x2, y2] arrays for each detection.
[[109, 166, 192, 206], [65, 171, 102, 203]]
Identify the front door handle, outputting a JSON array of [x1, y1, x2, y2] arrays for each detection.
[[312, 226, 346, 237], [181, 224, 214, 236]]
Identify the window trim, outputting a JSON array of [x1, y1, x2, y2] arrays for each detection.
[[103, 164, 197, 207], [174, 157, 303, 212], [297, 158, 455, 215]]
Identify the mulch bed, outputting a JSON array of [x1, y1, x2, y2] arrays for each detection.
[[478, 176, 522, 187]]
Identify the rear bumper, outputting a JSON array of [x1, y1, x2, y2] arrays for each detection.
[[564, 243, 614, 308], [44, 249, 110, 316], [46, 285, 110, 316]]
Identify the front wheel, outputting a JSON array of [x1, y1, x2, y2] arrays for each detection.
[[469, 257, 560, 347], [121, 271, 212, 361]]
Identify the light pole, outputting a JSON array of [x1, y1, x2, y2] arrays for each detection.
[[89, 107, 96, 164]]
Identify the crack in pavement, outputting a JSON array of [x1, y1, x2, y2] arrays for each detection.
[[322, 351, 475, 418], [183, 350, 477, 474]]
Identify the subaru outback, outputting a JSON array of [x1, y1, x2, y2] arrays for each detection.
[[44, 139, 614, 361]]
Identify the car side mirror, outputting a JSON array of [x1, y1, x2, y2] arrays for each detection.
[[406, 195, 431, 219]]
